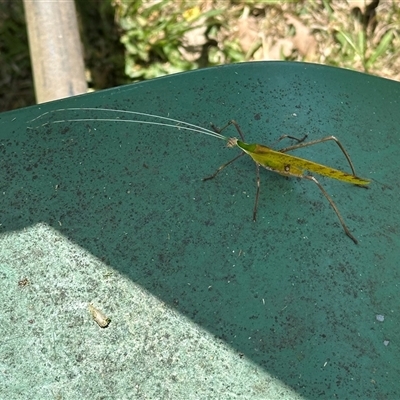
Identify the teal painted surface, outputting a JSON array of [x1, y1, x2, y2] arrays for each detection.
[[1, 61, 400, 398]]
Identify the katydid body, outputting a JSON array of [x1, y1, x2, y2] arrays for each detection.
[[235, 139, 369, 185]]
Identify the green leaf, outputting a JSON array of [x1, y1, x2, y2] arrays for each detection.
[[336, 31, 357, 54], [366, 30, 394, 70]]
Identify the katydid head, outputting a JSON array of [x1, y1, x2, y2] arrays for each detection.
[[227, 137, 238, 148]]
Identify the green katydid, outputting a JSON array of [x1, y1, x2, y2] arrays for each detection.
[[203, 119, 370, 244], [30, 107, 370, 243]]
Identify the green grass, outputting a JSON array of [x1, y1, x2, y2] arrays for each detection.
[[112, 0, 400, 79], [1, 0, 399, 111]]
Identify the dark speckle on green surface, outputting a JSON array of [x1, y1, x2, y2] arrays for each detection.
[[1, 62, 400, 399]]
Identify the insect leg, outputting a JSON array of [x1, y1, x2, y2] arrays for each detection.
[[212, 120, 245, 141], [253, 163, 261, 221], [303, 175, 358, 244], [275, 134, 308, 144], [202, 152, 245, 181]]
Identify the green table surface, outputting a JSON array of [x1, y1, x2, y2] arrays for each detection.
[[1, 61, 399, 399]]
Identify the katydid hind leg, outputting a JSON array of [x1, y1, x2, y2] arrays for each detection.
[[304, 175, 358, 244]]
